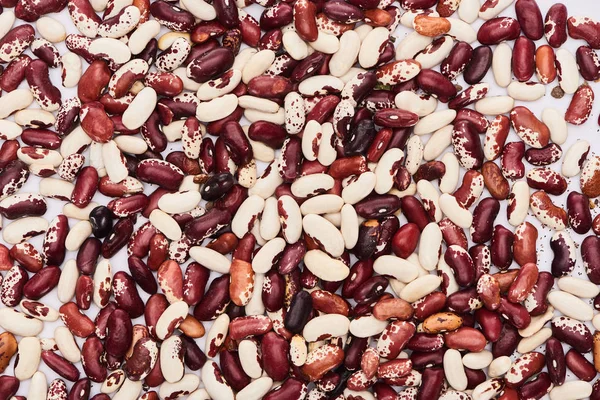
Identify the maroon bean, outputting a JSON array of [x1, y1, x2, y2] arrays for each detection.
[[471, 198, 500, 244], [355, 194, 401, 218], [279, 137, 302, 182], [76, 238, 101, 275], [576, 46, 600, 81], [94, 302, 116, 339], [193, 274, 230, 321], [0, 376, 19, 400], [181, 334, 206, 370], [67, 379, 90, 400], [444, 246, 475, 287], [492, 323, 519, 358], [284, 290, 313, 334], [463, 46, 492, 85], [220, 350, 250, 391]]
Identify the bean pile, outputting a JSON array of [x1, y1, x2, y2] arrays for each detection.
[[0, 0, 599, 398]]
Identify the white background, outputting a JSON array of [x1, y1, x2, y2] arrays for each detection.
[[1, 0, 600, 398]]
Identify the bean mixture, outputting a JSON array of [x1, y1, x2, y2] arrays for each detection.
[[0, 0, 599, 399]]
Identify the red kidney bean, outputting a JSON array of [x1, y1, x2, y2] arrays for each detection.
[[416, 69, 457, 103], [106, 309, 133, 359], [475, 308, 502, 342], [76, 238, 101, 276], [248, 121, 286, 149], [0, 141, 20, 170], [71, 167, 99, 208], [0, 55, 30, 93], [566, 349, 596, 381], [512, 36, 536, 82], [515, 0, 543, 40], [23, 266, 61, 300], [42, 351, 80, 381], [498, 297, 531, 329], [261, 331, 291, 382], [464, 46, 492, 85], [416, 367, 444, 400], [478, 17, 521, 44]]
